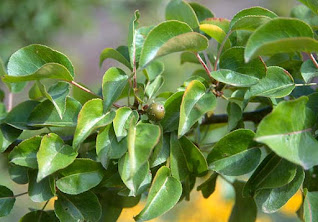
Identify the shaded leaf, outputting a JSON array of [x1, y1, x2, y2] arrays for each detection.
[[99, 48, 132, 70], [8, 136, 41, 169], [139, 21, 208, 67], [301, 59, 318, 83], [149, 132, 170, 168], [245, 18, 318, 62], [0, 124, 22, 153], [113, 107, 138, 142], [73, 99, 115, 148], [298, 0, 318, 15], [102, 67, 129, 112], [197, 173, 218, 198], [255, 96, 318, 169], [8, 164, 28, 184], [37, 133, 77, 182], [56, 159, 104, 195], [144, 61, 164, 81], [0, 185, 15, 217], [189, 2, 214, 22], [145, 75, 164, 99], [19, 210, 50, 222], [170, 132, 189, 181], [28, 170, 55, 202], [178, 80, 216, 137], [134, 166, 182, 221], [54, 191, 102, 222]]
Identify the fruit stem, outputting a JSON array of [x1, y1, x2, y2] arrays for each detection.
[[195, 53, 214, 83]]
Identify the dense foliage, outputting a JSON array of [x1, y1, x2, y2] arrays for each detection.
[[1, 0, 318, 221]]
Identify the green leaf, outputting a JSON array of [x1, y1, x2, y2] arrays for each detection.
[[145, 75, 164, 99], [8, 164, 29, 184], [301, 59, 318, 83], [99, 48, 132, 70], [199, 23, 231, 49], [149, 131, 170, 168], [128, 10, 140, 68], [197, 173, 218, 198], [54, 191, 102, 222], [4, 44, 74, 93], [165, 0, 199, 30], [8, 136, 42, 169], [126, 121, 160, 175], [245, 66, 295, 98], [144, 61, 164, 81], [135, 26, 154, 67], [28, 170, 55, 202], [96, 124, 127, 169], [298, 0, 318, 15], [0, 124, 22, 153], [291, 5, 318, 30], [207, 129, 259, 176], [219, 47, 266, 79], [161, 91, 184, 132], [230, 7, 277, 31], [73, 98, 115, 148], [189, 2, 214, 22], [180, 52, 201, 65], [243, 153, 298, 197], [304, 191, 318, 221], [37, 81, 70, 119], [245, 18, 318, 62], [227, 102, 243, 131], [102, 67, 129, 112], [139, 21, 208, 67], [56, 159, 104, 195], [255, 96, 318, 169], [210, 69, 259, 87], [118, 154, 152, 196], [0, 185, 15, 217], [113, 107, 138, 142], [0, 58, 6, 76], [72, 82, 98, 105], [229, 181, 257, 222], [5, 100, 40, 130], [28, 97, 82, 128], [19, 210, 50, 222], [178, 80, 216, 137], [37, 133, 77, 182], [255, 166, 304, 213], [179, 136, 208, 175], [134, 166, 182, 221]]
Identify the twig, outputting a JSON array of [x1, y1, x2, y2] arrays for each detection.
[[258, 56, 267, 72], [69, 81, 101, 98], [42, 200, 49, 211], [7, 92, 13, 111], [309, 53, 318, 69], [195, 53, 214, 82], [202, 106, 272, 125], [214, 30, 233, 71], [295, 83, 318, 87], [12, 192, 28, 198]]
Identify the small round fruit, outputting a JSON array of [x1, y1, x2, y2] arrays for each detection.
[[147, 103, 165, 121]]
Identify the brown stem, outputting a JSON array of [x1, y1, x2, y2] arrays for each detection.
[[195, 53, 214, 82], [202, 106, 272, 125], [70, 81, 101, 98], [258, 56, 267, 72], [7, 92, 13, 111], [309, 53, 318, 69], [13, 192, 28, 198], [214, 30, 233, 71]]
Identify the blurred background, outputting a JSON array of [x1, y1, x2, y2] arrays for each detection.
[[0, 0, 302, 221]]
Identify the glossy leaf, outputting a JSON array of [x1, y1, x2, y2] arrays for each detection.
[[161, 91, 184, 132], [56, 159, 104, 195], [139, 21, 208, 67], [230, 7, 277, 31], [243, 153, 298, 197], [134, 166, 182, 221], [73, 99, 115, 148], [149, 132, 170, 168], [54, 191, 102, 222], [0, 124, 22, 153], [8, 164, 29, 184], [113, 107, 138, 142], [219, 47, 266, 79], [189, 2, 214, 22], [255, 166, 304, 213], [144, 61, 164, 81], [5, 44, 74, 92], [19, 211, 51, 222], [37, 133, 77, 182], [304, 191, 318, 222], [145, 75, 164, 99], [28, 97, 81, 128], [227, 102, 243, 131], [128, 10, 140, 68], [8, 136, 41, 169], [210, 69, 259, 87], [245, 18, 318, 62], [301, 59, 318, 83], [199, 23, 231, 49], [298, 0, 318, 15], [96, 124, 127, 169], [99, 48, 132, 70], [246, 66, 295, 98], [197, 173, 218, 198], [255, 97, 318, 169], [229, 181, 257, 222], [178, 80, 216, 137], [102, 67, 129, 112], [5, 100, 40, 130], [28, 170, 55, 202], [170, 132, 189, 181], [0, 185, 15, 217], [165, 0, 199, 30]]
